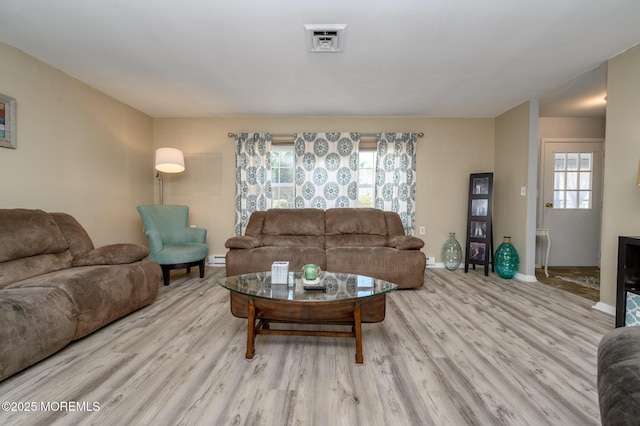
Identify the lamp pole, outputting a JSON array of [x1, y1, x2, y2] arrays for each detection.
[[157, 171, 164, 205]]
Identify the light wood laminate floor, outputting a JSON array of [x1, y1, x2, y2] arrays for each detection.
[[0, 267, 613, 425]]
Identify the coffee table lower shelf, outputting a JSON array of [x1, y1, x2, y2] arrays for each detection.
[[230, 293, 387, 364]]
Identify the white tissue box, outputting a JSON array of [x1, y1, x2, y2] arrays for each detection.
[[271, 261, 289, 284]]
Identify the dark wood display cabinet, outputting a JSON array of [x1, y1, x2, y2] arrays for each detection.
[[615, 236, 640, 327], [464, 172, 494, 276]]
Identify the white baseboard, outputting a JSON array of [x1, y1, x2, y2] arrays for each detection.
[[515, 272, 537, 282], [593, 302, 615, 316], [207, 255, 226, 267]]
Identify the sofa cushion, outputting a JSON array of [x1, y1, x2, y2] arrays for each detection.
[[262, 209, 325, 248], [0, 252, 74, 289], [326, 246, 425, 289], [384, 211, 408, 238], [225, 236, 262, 249], [51, 212, 95, 256], [325, 208, 388, 248], [245, 211, 267, 238], [9, 261, 160, 339], [0, 209, 69, 262], [226, 246, 326, 277], [72, 243, 150, 267], [389, 235, 425, 250], [263, 209, 325, 236], [0, 287, 77, 381]]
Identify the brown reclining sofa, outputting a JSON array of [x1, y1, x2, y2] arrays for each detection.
[[225, 208, 426, 289]]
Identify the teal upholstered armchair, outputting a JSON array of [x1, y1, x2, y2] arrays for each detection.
[[137, 205, 209, 285]]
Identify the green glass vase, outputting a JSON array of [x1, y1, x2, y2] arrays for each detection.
[[495, 236, 519, 279], [441, 232, 462, 271]]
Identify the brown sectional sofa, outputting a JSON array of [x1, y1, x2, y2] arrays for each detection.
[[225, 208, 426, 288], [0, 209, 162, 381]]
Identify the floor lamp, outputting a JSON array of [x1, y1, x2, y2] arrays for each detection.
[[155, 147, 185, 205]]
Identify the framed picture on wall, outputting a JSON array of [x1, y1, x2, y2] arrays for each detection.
[[0, 93, 17, 149]]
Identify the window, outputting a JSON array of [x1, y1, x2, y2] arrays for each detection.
[[358, 150, 376, 208], [270, 145, 377, 209], [270, 145, 295, 208], [553, 152, 593, 209]]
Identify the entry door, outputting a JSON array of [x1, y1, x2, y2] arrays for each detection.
[[541, 140, 604, 266]]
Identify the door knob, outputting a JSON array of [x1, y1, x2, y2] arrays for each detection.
[[545, 202, 553, 208]]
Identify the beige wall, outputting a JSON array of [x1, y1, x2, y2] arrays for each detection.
[[0, 42, 154, 246], [494, 102, 533, 276], [153, 117, 495, 257], [538, 117, 606, 139], [600, 44, 640, 306]]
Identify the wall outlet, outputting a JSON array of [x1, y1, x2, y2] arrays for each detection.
[[419, 226, 426, 235], [426, 256, 436, 265]]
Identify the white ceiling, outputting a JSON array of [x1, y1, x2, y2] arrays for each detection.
[[0, 1, 639, 118]]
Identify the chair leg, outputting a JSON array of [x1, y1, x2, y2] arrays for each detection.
[[162, 266, 171, 286], [199, 258, 205, 278]]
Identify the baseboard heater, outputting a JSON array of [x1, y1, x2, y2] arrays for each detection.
[[208, 255, 226, 267]]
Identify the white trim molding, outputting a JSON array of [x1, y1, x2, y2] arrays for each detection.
[[592, 302, 615, 316]]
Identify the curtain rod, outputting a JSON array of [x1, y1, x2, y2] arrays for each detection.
[[227, 132, 424, 139]]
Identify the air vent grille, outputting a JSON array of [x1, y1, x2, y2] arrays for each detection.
[[304, 24, 346, 53]]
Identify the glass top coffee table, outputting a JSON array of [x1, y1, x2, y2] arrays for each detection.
[[218, 271, 398, 364]]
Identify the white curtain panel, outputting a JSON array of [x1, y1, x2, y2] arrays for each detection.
[[294, 132, 360, 209], [375, 132, 418, 235], [234, 133, 272, 235]]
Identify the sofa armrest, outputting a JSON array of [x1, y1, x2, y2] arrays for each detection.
[[186, 226, 207, 243], [225, 236, 262, 249], [72, 243, 150, 266], [388, 235, 424, 250]]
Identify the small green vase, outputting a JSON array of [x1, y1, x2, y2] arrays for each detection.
[[495, 236, 519, 279], [441, 232, 462, 271]]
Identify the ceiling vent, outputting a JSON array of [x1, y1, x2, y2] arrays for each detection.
[[304, 24, 346, 53]]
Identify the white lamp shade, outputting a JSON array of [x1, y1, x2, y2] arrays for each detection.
[[155, 148, 185, 173]]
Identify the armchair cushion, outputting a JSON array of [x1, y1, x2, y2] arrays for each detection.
[[152, 244, 209, 265]]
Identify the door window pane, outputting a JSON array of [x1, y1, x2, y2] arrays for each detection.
[[579, 173, 591, 190], [579, 153, 592, 171], [554, 172, 565, 190], [552, 151, 592, 209]]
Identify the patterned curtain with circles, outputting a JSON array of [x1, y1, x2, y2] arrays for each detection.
[[294, 132, 360, 209], [234, 133, 272, 236], [375, 132, 418, 235]]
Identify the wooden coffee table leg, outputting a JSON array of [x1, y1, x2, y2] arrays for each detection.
[[246, 299, 256, 359], [354, 303, 363, 364]]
